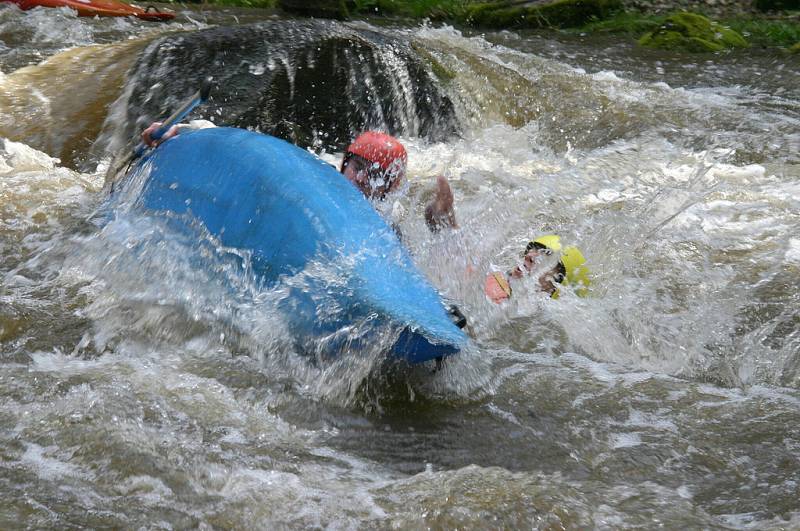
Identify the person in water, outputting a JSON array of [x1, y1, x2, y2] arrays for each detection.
[[483, 234, 590, 303], [142, 124, 457, 232]]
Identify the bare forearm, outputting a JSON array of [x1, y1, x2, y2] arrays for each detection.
[[425, 175, 458, 232]]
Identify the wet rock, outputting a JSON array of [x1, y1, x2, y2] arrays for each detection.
[[411, 42, 456, 83], [278, 0, 349, 20], [638, 12, 749, 52], [235, 34, 457, 150], [754, 0, 800, 11], [100, 21, 457, 157], [463, 0, 623, 29]]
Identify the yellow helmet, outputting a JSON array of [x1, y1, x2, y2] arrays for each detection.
[[526, 234, 562, 254], [525, 235, 590, 298], [559, 246, 590, 297]]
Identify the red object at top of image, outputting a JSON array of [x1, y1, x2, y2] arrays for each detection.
[[4, 0, 175, 21]]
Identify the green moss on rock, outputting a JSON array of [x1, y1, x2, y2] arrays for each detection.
[[577, 11, 662, 34], [411, 42, 456, 82], [790, 42, 800, 52], [638, 12, 749, 53], [464, 0, 623, 30]]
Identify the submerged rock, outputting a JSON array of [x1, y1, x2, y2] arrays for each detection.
[[463, 0, 623, 30], [638, 12, 749, 52]]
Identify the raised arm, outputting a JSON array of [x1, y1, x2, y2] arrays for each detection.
[[425, 175, 458, 232]]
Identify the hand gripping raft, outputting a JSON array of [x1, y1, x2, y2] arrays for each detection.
[[124, 127, 468, 363]]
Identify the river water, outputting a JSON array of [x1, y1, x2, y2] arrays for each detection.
[[1, 3, 799, 529]]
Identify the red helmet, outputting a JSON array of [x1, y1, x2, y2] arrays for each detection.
[[345, 131, 407, 173]]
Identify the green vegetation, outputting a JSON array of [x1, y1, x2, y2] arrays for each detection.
[[575, 10, 800, 50], [724, 18, 800, 47], [576, 11, 663, 34], [461, 0, 623, 29], [348, 0, 468, 18], [178, 0, 799, 52], [638, 12, 748, 52]]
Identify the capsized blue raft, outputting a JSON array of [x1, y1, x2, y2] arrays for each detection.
[[122, 127, 468, 363]]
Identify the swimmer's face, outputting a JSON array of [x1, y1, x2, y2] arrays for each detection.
[[341, 154, 393, 199], [342, 155, 370, 194], [510, 248, 548, 279], [537, 267, 562, 296], [509, 248, 563, 296]]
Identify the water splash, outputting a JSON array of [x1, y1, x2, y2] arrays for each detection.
[[2, 14, 800, 529]]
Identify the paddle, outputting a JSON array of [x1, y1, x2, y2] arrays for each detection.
[[107, 77, 213, 185], [132, 77, 213, 159]]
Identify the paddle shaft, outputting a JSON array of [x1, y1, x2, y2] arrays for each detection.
[[105, 78, 212, 192], [132, 78, 213, 159]]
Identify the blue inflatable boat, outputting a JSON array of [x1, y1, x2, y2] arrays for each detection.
[[120, 127, 468, 363]]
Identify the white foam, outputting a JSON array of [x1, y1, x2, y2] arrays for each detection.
[[786, 239, 800, 263], [114, 475, 174, 503], [611, 432, 641, 449], [21, 443, 92, 482], [591, 70, 622, 83], [220, 428, 247, 444], [0, 137, 59, 174], [561, 352, 619, 384], [625, 409, 678, 433]]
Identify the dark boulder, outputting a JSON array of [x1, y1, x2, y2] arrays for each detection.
[[101, 20, 458, 157], [278, 0, 349, 19], [754, 0, 800, 11]]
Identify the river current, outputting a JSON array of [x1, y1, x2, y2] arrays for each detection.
[[1, 4, 799, 529]]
